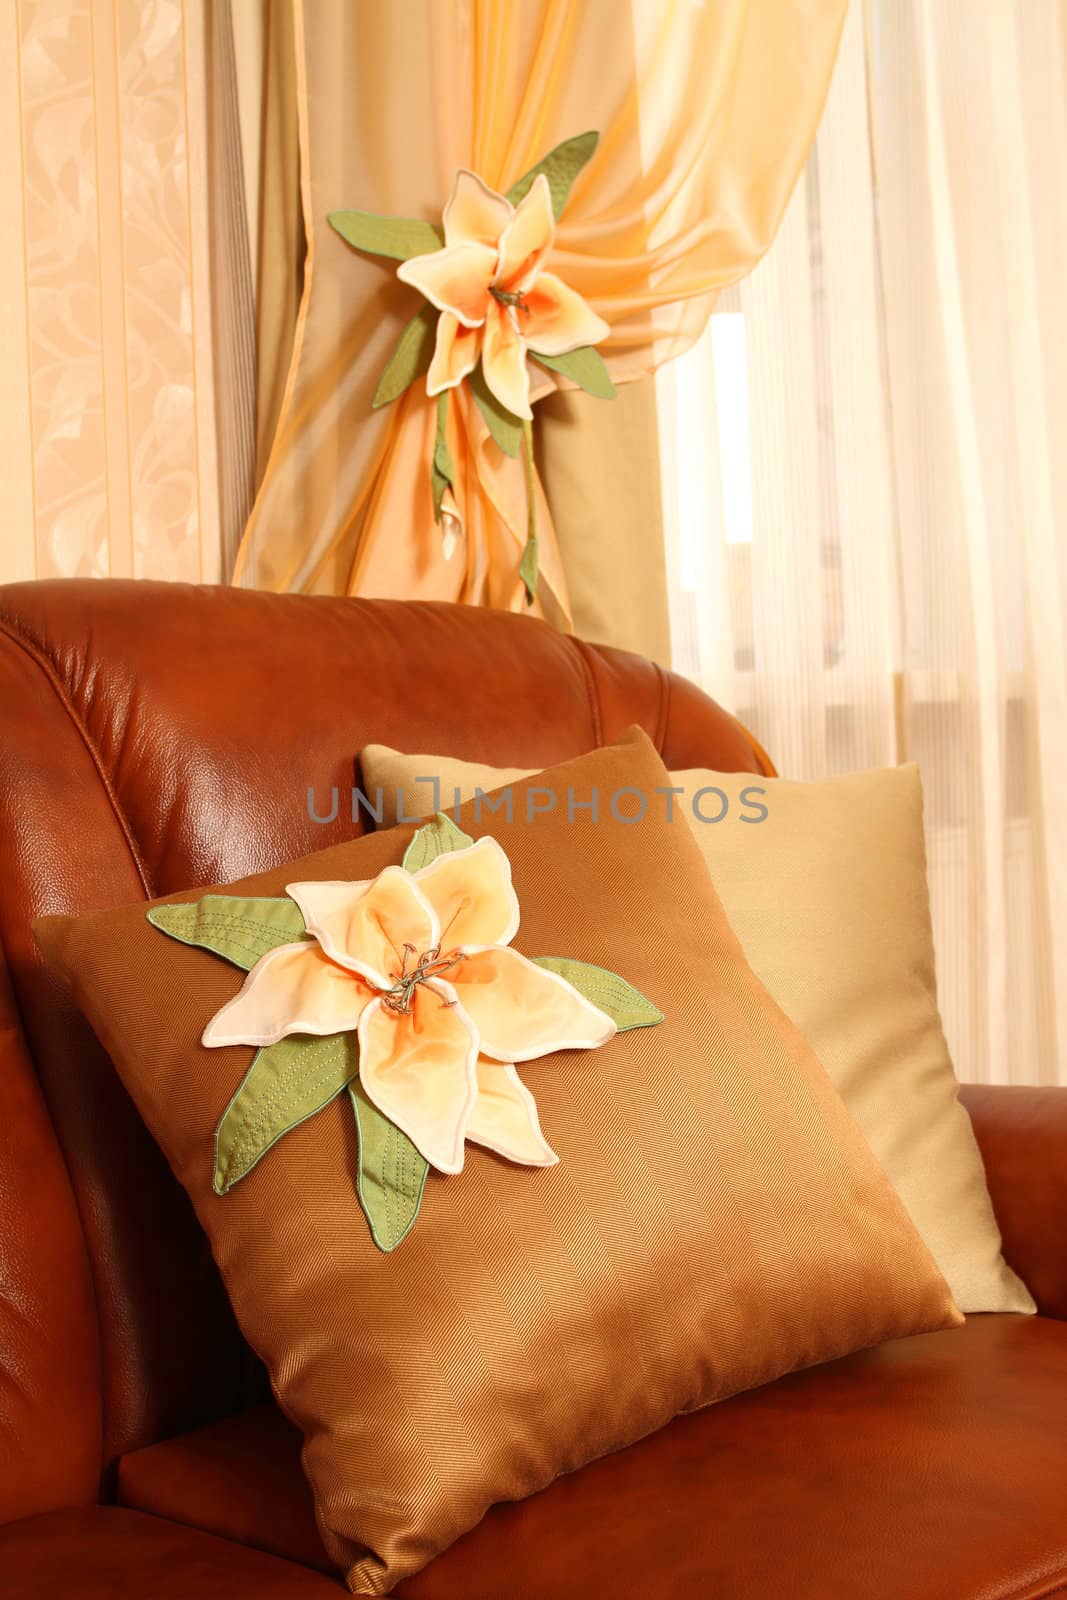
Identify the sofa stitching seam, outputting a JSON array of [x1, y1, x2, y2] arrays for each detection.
[[997, 1571, 1067, 1600], [570, 637, 603, 746], [0, 617, 153, 898], [652, 661, 671, 752]]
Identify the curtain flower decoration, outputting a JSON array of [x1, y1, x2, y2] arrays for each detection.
[[398, 170, 610, 423], [149, 815, 662, 1252], [328, 133, 616, 601]]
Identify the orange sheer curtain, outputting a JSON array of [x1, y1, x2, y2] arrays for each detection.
[[234, 0, 846, 618]]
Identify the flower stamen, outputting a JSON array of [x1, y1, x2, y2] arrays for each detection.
[[489, 285, 529, 314], [382, 943, 466, 1015]]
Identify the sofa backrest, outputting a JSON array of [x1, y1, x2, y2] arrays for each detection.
[[0, 578, 768, 1506]]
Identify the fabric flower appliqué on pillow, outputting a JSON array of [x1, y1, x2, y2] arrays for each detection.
[[149, 816, 662, 1251]]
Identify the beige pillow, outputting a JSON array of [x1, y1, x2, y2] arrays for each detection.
[[360, 744, 1034, 1315]]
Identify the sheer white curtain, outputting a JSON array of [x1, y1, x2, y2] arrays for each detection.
[[659, 0, 1067, 1087]]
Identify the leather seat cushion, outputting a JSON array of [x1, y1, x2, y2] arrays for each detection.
[[118, 1315, 1067, 1600], [0, 1506, 345, 1599], [117, 1404, 333, 1574]]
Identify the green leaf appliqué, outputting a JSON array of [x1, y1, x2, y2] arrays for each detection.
[[532, 346, 616, 399], [214, 1033, 360, 1195], [431, 393, 455, 522], [519, 417, 538, 604], [148, 895, 308, 970], [532, 957, 663, 1031], [328, 209, 444, 261], [506, 131, 599, 219], [151, 894, 351, 1197], [401, 811, 475, 873], [469, 361, 524, 457], [373, 304, 438, 409], [518, 535, 539, 605], [350, 1082, 429, 1252]]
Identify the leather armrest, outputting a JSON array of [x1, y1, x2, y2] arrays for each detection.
[[960, 1083, 1067, 1319]]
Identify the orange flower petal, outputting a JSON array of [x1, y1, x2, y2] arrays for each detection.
[[521, 271, 611, 357], [287, 869, 438, 991], [443, 170, 512, 249], [495, 173, 554, 295], [202, 941, 371, 1048], [452, 946, 616, 1062], [397, 242, 495, 328], [427, 312, 482, 397], [412, 836, 520, 949], [357, 979, 479, 1174], [465, 1058, 558, 1167], [482, 299, 531, 420]]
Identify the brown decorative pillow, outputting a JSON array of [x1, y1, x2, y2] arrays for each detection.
[[360, 745, 1033, 1315], [36, 730, 960, 1595]]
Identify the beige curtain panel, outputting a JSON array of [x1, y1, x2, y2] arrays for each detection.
[[233, 0, 847, 621]]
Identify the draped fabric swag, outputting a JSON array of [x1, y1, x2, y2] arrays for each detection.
[[233, 0, 847, 622]]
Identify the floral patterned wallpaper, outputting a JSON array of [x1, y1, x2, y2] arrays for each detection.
[[1, 0, 229, 584]]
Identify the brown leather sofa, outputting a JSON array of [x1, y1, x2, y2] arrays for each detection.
[[1, 578, 1065, 1599]]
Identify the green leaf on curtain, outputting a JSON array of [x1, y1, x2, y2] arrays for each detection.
[[469, 361, 524, 457], [532, 346, 616, 399], [532, 957, 664, 1031], [519, 536, 539, 605], [519, 417, 538, 605], [506, 131, 599, 219], [328, 209, 444, 261], [431, 393, 455, 522], [213, 1032, 360, 1195], [148, 895, 308, 971], [349, 1081, 429, 1252], [402, 812, 474, 873], [372, 304, 438, 409]]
